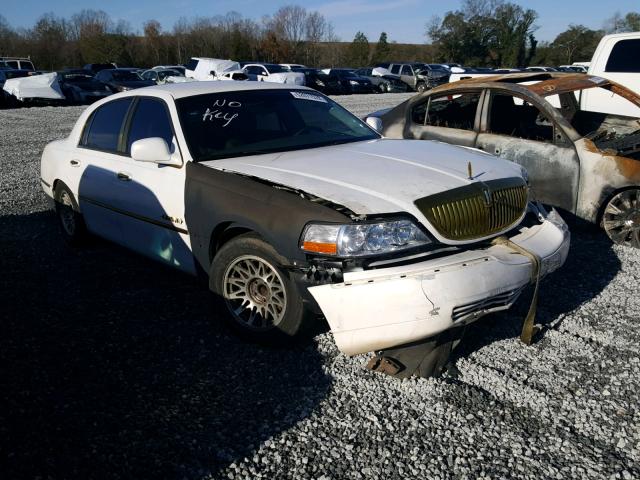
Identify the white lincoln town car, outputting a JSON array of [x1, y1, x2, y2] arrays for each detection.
[[41, 82, 570, 377]]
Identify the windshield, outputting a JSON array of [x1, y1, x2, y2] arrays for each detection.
[[111, 71, 141, 81], [263, 64, 287, 74], [176, 89, 379, 162]]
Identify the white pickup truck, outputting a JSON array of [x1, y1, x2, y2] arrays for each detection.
[[583, 32, 640, 117]]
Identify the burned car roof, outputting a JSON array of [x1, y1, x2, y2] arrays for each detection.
[[432, 73, 640, 109]]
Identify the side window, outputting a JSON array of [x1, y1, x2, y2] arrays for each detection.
[[82, 99, 132, 152], [126, 98, 174, 153], [7, 61, 18, 69], [418, 92, 480, 130], [605, 39, 640, 73], [390, 65, 400, 74], [401, 65, 413, 76], [245, 66, 260, 75], [22, 61, 34, 70], [186, 58, 199, 71], [488, 93, 554, 143]]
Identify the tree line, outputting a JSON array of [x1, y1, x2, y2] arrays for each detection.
[[0, 2, 638, 71], [427, 0, 640, 67]]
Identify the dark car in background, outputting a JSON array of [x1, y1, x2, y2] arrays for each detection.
[[94, 69, 154, 92], [0, 69, 32, 107], [58, 69, 112, 104], [296, 68, 345, 95], [353, 68, 408, 93], [83, 63, 118, 75], [326, 69, 376, 94]]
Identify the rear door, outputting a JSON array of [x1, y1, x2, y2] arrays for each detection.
[[405, 90, 482, 147], [75, 98, 133, 244], [584, 37, 640, 117], [475, 90, 580, 211], [399, 65, 416, 89]]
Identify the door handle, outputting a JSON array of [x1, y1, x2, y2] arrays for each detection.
[[116, 172, 131, 181], [70, 159, 80, 166]]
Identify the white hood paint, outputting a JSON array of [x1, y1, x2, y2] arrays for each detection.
[[202, 139, 525, 244], [3, 72, 65, 101]]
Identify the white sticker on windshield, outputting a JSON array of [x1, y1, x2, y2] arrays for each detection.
[[290, 91, 327, 103]]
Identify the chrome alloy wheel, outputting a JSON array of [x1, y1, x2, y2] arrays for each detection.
[[603, 189, 640, 248], [222, 255, 287, 330], [59, 190, 76, 236]]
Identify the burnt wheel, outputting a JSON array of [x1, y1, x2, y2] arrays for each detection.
[[210, 234, 309, 343], [602, 188, 640, 248]]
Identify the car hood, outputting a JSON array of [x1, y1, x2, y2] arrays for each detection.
[[200, 139, 525, 244]]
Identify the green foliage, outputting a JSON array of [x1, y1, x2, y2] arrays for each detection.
[[533, 25, 603, 65], [373, 32, 391, 63], [348, 31, 370, 67], [426, 0, 538, 67]]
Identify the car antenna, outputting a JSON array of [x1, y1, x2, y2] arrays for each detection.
[[467, 161, 473, 180]]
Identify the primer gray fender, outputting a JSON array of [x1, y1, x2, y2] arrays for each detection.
[[184, 162, 350, 271]]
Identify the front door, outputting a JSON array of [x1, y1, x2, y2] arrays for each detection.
[[114, 97, 196, 273], [476, 91, 580, 212], [405, 90, 482, 147]]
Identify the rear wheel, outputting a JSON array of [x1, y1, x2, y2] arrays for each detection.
[[602, 188, 640, 248], [54, 183, 89, 246], [210, 234, 308, 343]]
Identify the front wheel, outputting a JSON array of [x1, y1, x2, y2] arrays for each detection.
[[602, 188, 640, 248], [210, 234, 308, 343], [416, 82, 427, 93]]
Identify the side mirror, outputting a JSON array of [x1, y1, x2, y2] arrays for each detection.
[[131, 137, 181, 166], [365, 116, 383, 133]]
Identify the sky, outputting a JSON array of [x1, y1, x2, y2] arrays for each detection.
[[2, 0, 639, 44]]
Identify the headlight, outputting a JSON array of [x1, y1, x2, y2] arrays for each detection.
[[349, 80, 359, 85], [301, 220, 432, 257], [316, 80, 325, 86], [117, 85, 131, 92]]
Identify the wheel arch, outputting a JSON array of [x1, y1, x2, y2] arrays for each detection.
[[596, 184, 640, 226], [209, 222, 259, 265]]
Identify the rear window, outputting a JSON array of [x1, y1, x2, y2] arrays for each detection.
[[186, 58, 199, 71], [605, 39, 640, 73], [82, 99, 132, 152]]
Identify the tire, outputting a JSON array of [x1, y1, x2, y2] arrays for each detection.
[[601, 188, 640, 248], [54, 183, 89, 246], [209, 233, 308, 344], [416, 82, 427, 93]]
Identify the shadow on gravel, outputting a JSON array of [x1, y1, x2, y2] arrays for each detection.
[[451, 211, 622, 361], [0, 211, 331, 480]]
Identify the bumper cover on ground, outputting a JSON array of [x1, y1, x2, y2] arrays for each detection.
[[308, 209, 570, 355]]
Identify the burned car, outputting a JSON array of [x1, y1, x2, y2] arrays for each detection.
[[41, 82, 569, 378], [369, 73, 640, 247], [94, 68, 155, 92]]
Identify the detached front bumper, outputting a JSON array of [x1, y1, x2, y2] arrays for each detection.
[[308, 209, 570, 356]]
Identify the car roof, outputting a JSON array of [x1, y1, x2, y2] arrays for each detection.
[[113, 80, 312, 100], [430, 72, 640, 109]]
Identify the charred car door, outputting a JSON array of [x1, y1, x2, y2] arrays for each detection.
[[475, 90, 580, 212], [404, 90, 483, 148]]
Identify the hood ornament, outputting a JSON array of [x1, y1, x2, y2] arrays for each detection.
[[467, 161, 473, 180]]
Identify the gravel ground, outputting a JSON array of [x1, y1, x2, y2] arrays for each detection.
[[1, 93, 639, 480]]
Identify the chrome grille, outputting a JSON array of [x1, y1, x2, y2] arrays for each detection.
[[452, 285, 526, 322], [414, 177, 528, 241]]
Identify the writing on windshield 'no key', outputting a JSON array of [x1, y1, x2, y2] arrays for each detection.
[[202, 98, 242, 127]]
